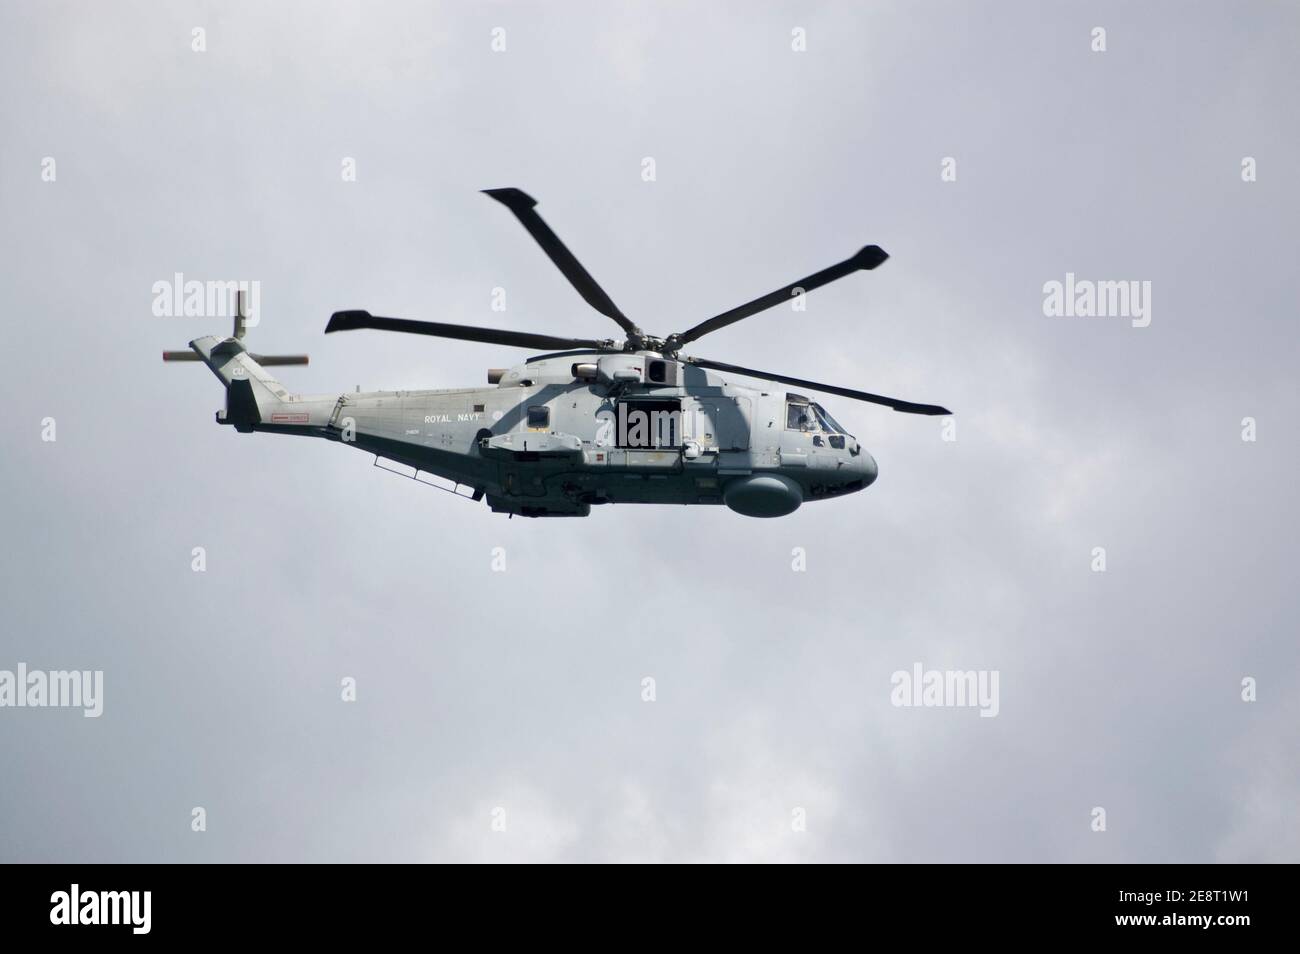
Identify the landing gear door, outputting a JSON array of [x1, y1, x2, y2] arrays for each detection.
[[685, 397, 750, 452]]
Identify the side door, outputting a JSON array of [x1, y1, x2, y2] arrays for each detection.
[[684, 396, 751, 452]]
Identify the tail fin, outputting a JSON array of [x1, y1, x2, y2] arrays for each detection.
[[163, 290, 310, 432]]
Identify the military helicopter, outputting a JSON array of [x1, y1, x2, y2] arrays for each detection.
[[165, 188, 950, 517]]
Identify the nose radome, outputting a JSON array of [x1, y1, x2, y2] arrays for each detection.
[[860, 449, 879, 487]]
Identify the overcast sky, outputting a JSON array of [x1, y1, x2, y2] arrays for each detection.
[[1, 0, 1296, 862]]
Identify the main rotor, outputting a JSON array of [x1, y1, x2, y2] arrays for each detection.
[[325, 188, 951, 416]]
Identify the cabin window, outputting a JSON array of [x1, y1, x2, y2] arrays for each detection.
[[527, 405, 550, 429], [786, 401, 817, 432]]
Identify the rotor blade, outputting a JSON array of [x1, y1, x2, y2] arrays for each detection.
[[482, 188, 639, 336], [686, 356, 951, 416], [325, 310, 611, 353], [162, 350, 203, 361], [672, 245, 889, 346], [249, 354, 309, 366]]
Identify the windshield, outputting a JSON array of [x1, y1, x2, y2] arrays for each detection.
[[813, 403, 847, 434]]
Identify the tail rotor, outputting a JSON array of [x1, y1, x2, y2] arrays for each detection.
[[162, 290, 309, 366]]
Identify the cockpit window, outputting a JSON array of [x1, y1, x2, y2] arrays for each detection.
[[813, 403, 847, 434], [786, 402, 817, 431]]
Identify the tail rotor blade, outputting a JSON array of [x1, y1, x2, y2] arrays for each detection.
[[250, 354, 309, 366]]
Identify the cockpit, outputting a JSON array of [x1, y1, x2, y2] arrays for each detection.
[[786, 394, 853, 449], [786, 396, 848, 434]]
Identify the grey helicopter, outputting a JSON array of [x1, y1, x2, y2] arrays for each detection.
[[165, 188, 951, 518]]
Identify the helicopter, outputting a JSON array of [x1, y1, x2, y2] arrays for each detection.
[[164, 188, 951, 518]]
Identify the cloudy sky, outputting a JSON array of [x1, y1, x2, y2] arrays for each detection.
[[1, 0, 1296, 862]]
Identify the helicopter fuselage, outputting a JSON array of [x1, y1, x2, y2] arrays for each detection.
[[229, 348, 878, 518]]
